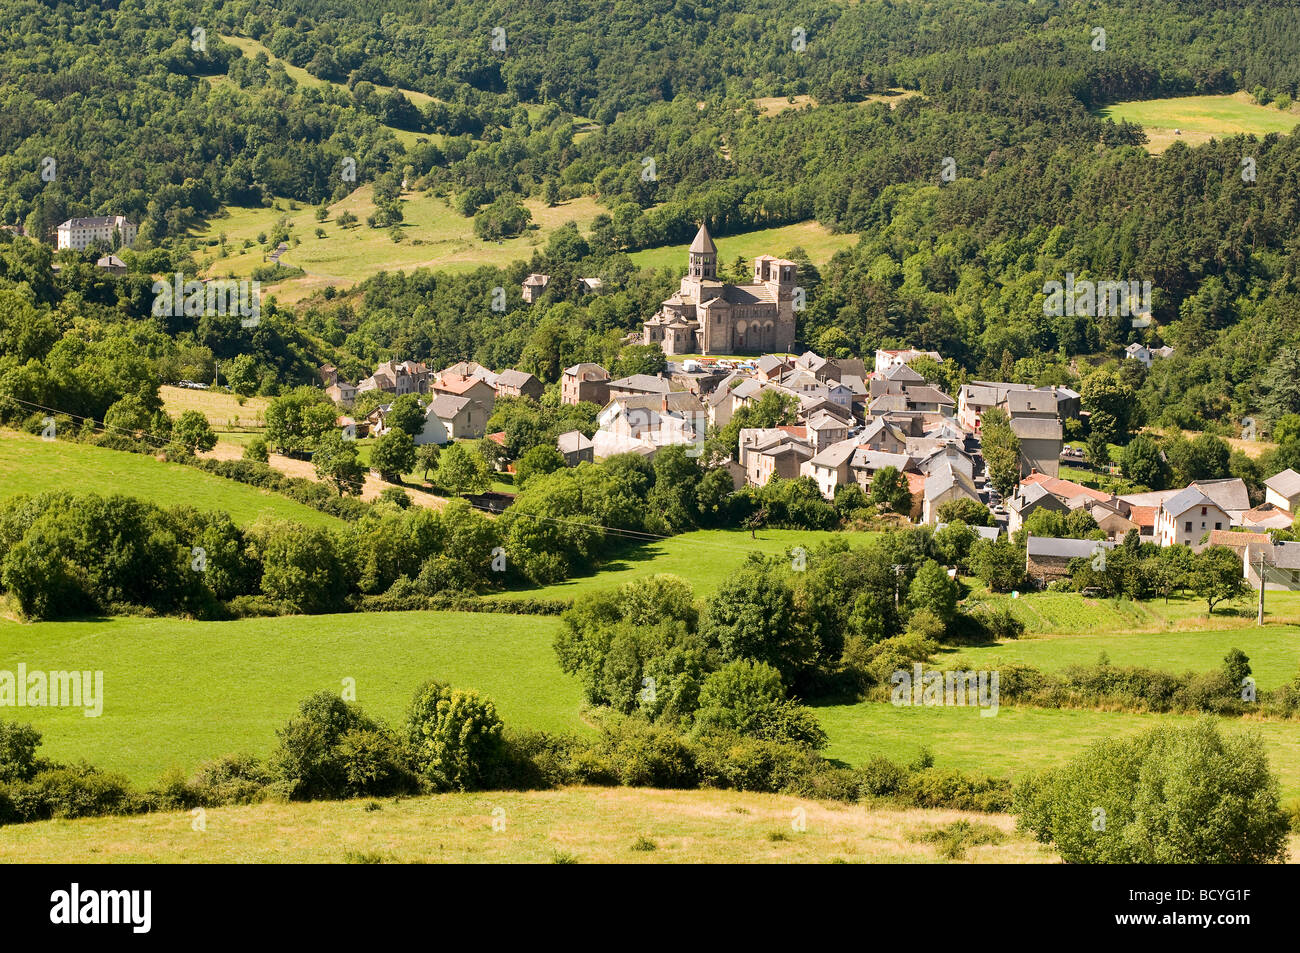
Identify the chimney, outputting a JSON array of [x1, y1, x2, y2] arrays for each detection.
[[661, 393, 669, 413]]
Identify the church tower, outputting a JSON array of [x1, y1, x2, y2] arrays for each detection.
[[687, 223, 717, 280]]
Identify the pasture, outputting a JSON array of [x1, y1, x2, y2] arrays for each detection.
[[628, 220, 856, 273], [1097, 92, 1299, 152], [0, 429, 340, 529], [0, 611, 577, 785], [0, 787, 1050, 864]]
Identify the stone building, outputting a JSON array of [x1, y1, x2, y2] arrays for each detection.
[[640, 224, 798, 355]]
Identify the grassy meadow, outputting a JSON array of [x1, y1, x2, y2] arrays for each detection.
[[0, 611, 577, 784], [0, 429, 340, 529], [628, 220, 856, 273], [1097, 92, 1299, 152], [0, 787, 1052, 864]]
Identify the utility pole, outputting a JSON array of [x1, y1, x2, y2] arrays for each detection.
[[893, 564, 906, 607]]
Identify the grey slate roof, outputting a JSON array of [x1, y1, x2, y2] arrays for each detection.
[[1264, 468, 1300, 500]]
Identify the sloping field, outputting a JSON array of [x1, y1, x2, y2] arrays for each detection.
[[0, 429, 340, 529], [1097, 92, 1299, 152]]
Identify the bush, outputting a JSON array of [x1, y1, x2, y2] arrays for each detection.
[[692, 659, 826, 749], [188, 753, 274, 806], [0, 765, 141, 823], [271, 691, 414, 800], [405, 680, 509, 791], [855, 755, 906, 798], [581, 715, 699, 788], [1015, 719, 1289, 863], [694, 732, 822, 793]]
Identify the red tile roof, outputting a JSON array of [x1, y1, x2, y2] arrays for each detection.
[[1019, 471, 1110, 504]]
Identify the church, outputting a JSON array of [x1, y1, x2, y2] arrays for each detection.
[[640, 223, 799, 355]]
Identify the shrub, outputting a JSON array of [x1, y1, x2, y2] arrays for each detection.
[[188, 753, 274, 806], [270, 691, 411, 800], [405, 680, 509, 791], [0, 765, 141, 823], [855, 756, 907, 799], [694, 732, 822, 793], [1015, 719, 1289, 863], [692, 659, 826, 749]]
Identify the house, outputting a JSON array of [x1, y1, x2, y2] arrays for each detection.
[[1025, 536, 1116, 586], [1243, 541, 1300, 591], [801, 438, 858, 499], [556, 430, 594, 467], [1240, 502, 1296, 531], [1007, 482, 1070, 534], [805, 409, 850, 453], [1191, 477, 1250, 524], [1009, 416, 1063, 478], [1156, 487, 1231, 547], [325, 381, 358, 408], [95, 254, 127, 275], [522, 274, 550, 303], [923, 462, 981, 524], [607, 374, 673, 399], [738, 427, 812, 486], [426, 394, 486, 440], [364, 404, 392, 435], [874, 348, 941, 376], [1076, 497, 1140, 540], [1125, 342, 1175, 368], [576, 277, 603, 295], [1005, 387, 1080, 422], [957, 382, 1033, 432], [358, 360, 432, 396], [57, 215, 137, 250], [1198, 529, 1272, 556], [432, 374, 496, 419], [867, 385, 954, 418], [413, 404, 450, 446], [1263, 468, 1300, 514], [561, 364, 610, 406], [596, 393, 707, 458], [859, 417, 908, 454], [756, 354, 791, 381], [639, 224, 799, 355], [495, 369, 544, 401], [869, 363, 926, 399]]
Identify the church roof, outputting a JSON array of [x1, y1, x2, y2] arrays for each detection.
[[689, 223, 717, 255]]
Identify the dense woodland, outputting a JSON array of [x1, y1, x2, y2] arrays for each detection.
[[2, 0, 1300, 435]]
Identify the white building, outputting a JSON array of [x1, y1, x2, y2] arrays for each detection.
[[56, 215, 137, 251]]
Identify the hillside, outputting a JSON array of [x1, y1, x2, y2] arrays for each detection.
[[0, 787, 1052, 864], [0, 430, 341, 529]]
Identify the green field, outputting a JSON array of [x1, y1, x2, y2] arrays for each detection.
[[628, 220, 856, 273], [0, 611, 577, 784], [944, 625, 1300, 690], [0, 430, 340, 529], [487, 527, 877, 602], [816, 700, 1300, 799], [0, 787, 1050, 864], [193, 188, 607, 303], [1097, 92, 1299, 153]]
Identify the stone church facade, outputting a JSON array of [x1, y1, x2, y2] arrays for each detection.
[[641, 224, 798, 355]]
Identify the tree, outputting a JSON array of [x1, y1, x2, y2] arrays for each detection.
[[102, 394, 152, 435], [370, 429, 416, 482], [405, 680, 507, 791], [265, 387, 337, 457], [691, 660, 826, 749], [1120, 434, 1171, 489], [384, 394, 424, 436], [969, 537, 1025, 593], [257, 523, 348, 613], [1189, 545, 1247, 614], [1260, 347, 1300, 421], [171, 409, 216, 454], [907, 559, 959, 622], [1015, 719, 1289, 864], [435, 441, 491, 496], [980, 408, 1021, 497], [312, 431, 364, 496], [936, 497, 993, 527], [244, 437, 270, 463], [701, 563, 815, 686], [415, 443, 441, 481], [868, 465, 912, 515], [515, 444, 565, 489], [1080, 364, 1137, 441]]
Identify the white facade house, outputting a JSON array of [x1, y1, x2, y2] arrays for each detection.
[[1156, 487, 1230, 547], [57, 215, 137, 250]]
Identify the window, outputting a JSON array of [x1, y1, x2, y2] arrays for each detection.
[[1184, 521, 1192, 532], [1201, 507, 1207, 516], [1215, 522, 1222, 530]]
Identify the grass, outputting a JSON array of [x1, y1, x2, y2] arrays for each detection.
[[487, 527, 877, 602], [1096, 92, 1299, 153], [0, 611, 578, 785], [815, 700, 1300, 799], [159, 385, 268, 430], [943, 625, 1300, 690], [974, 588, 1300, 634], [192, 187, 606, 303], [750, 89, 920, 116], [0, 787, 1052, 863], [628, 221, 856, 273], [0, 429, 340, 529]]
